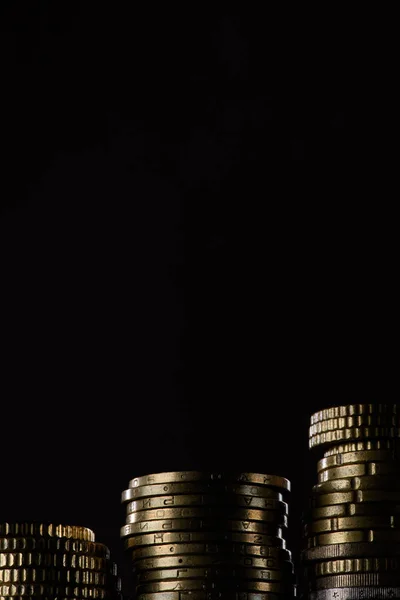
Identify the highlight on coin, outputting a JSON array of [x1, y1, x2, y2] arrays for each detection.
[[0, 522, 122, 599], [301, 403, 400, 600], [121, 471, 296, 598]]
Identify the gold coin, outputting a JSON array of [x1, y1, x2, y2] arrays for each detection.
[[0, 583, 107, 597], [127, 496, 286, 512], [310, 492, 355, 507], [313, 573, 400, 589], [310, 404, 398, 424], [307, 501, 400, 520], [130, 543, 292, 563], [302, 541, 400, 561], [310, 414, 400, 437], [122, 485, 285, 503], [318, 449, 399, 471], [309, 427, 400, 449], [313, 475, 400, 494], [0, 552, 111, 570], [313, 557, 400, 576], [123, 531, 286, 548], [0, 568, 107, 585], [304, 515, 395, 536], [132, 554, 294, 572], [0, 538, 109, 557], [122, 519, 285, 536], [129, 473, 290, 492], [0, 524, 95, 542], [307, 528, 400, 547], [323, 439, 400, 456], [125, 506, 288, 522], [136, 593, 288, 600], [136, 579, 296, 594], [317, 464, 365, 482], [135, 566, 294, 583]]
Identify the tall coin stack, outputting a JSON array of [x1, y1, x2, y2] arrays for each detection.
[[301, 403, 400, 600], [0, 522, 122, 599], [120, 471, 296, 600]]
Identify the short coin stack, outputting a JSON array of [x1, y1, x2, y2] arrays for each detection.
[[0, 522, 122, 599], [120, 471, 296, 600], [301, 403, 400, 600]]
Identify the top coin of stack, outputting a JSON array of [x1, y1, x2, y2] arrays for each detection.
[[120, 471, 296, 600], [302, 403, 400, 600], [0, 522, 122, 600]]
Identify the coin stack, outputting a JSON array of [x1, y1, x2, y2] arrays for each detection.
[[0, 522, 122, 599], [301, 403, 400, 600], [120, 471, 296, 600]]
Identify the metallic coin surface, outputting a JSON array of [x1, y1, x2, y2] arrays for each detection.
[[0, 538, 109, 557], [304, 515, 396, 535], [0, 524, 95, 541], [131, 543, 292, 562], [313, 557, 400, 576], [312, 572, 400, 589], [309, 415, 400, 437], [122, 485, 286, 503], [135, 566, 294, 583], [127, 497, 287, 513], [122, 519, 285, 536], [302, 541, 400, 561], [307, 528, 400, 547], [310, 404, 399, 424], [307, 501, 400, 520], [309, 427, 400, 449], [310, 492, 355, 507], [0, 583, 107, 597], [317, 450, 399, 471], [308, 589, 400, 600], [132, 555, 294, 572], [123, 531, 286, 548], [126, 507, 288, 523], [0, 552, 111, 570], [313, 475, 400, 494], [136, 579, 296, 594], [0, 568, 107, 585], [318, 462, 400, 482], [323, 439, 400, 456], [136, 593, 292, 600], [129, 473, 290, 492]]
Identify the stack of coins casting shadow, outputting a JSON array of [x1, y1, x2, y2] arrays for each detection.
[[301, 403, 400, 600], [120, 471, 296, 600], [0, 522, 122, 599]]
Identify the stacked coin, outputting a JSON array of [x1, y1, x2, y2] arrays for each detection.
[[120, 471, 296, 600], [301, 403, 400, 600], [0, 522, 122, 599]]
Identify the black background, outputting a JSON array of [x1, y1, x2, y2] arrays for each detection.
[[0, 4, 397, 598]]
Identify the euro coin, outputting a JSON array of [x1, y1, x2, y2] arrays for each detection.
[[317, 450, 399, 471], [122, 519, 285, 535], [125, 507, 288, 523], [0, 583, 107, 597], [309, 414, 400, 437], [304, 515, 396, 535], [132, 555, 294, 573], [0, 568, 107, 585], [127, 496, 286, 512], [308, 589, 400, 600], [0, 538, 110, 557], [309, 427, 400, 449], [0, 524, 95, 541], [323, 439, 400, 456], [134, 566, 294, 583], [302, 541, 400, 561], [310, 492, 355, 507], [313, 572, 400, 588], [307, 529, 400, 548], [129, 473, 290, 493], [122, 485, 285, 503], [311, 404, 398, 423], [130, 543, 292, 562], [0, 552, 111, 570], [313, 557, 400, 576], [136, 593, 291, 600], [313, 475, 400, 494], [123, 531, 287, 548], [136, 579, 296, 594], [307, 501, 400, 520]]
